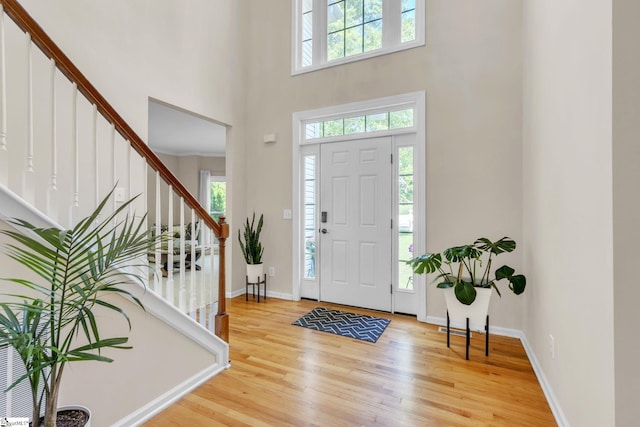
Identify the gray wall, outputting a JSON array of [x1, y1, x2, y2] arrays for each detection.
[[234, 0, 524, 329], [613, 0, 640, 424]]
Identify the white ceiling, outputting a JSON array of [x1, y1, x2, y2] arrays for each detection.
[[148, 100, 226, 157]]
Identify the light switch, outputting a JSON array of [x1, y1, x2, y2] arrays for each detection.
[[283, 209, 292, 220]]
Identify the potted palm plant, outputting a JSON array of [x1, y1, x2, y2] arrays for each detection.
[[407, 237, 526, 358], [0, 187, 156, 427], [237, 212, 264, 282]]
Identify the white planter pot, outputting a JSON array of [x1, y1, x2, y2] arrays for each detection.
[[246, 263, 264, 283], [443, 286, 492, 331]]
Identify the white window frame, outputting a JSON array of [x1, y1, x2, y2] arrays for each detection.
[[291, 0, 426, 75], [302, 104, 416, 143], [292, 91, 426, 321]]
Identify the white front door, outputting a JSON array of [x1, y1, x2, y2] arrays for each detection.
[[319, 137, 392, 311]]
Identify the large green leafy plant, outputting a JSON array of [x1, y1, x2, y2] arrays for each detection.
[[0, 188, 155, 427], [238, 213, 264, 265], [407, 237, 526, 305]]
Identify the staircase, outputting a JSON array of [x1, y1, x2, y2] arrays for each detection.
[[0, 0, 229, 423]]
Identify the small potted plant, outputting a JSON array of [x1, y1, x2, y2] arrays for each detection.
[[408, 237, 526, 358], [238, 212, 264, 282], [0, 187, 156, 427], [408, 236, 526, 304]]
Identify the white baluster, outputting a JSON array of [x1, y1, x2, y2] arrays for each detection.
[[166, 187, 174, 304], [26, 35, 32, 172], [178, 198, 186, 313], [92, 104, 98, 218], [68, 83, 78, 225], [22, 33, 34, 204], [111, 124, 116, 222], [209, 228, 217, 331], [127, 142, 132, 216], [199, 221, 207, 327], [154, 171, 163, 295], [0, 6, 7, 186], [139, 160, 148, 287], [189, 209, 197, 320], [72, 83, 78, 206], [46, 59, 58, 221]]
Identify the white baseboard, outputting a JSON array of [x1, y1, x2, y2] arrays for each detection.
[[112, 362, 231, 427], [265, 290, 293, 300], [426, 315, 568, 426], [425, 315, 521, 338], [519, 334, 570, 427], [227, 287, 245, 298], [229, 288, 293, 301]]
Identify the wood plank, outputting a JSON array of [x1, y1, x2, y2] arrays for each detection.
[[145, 297, 556, 426]]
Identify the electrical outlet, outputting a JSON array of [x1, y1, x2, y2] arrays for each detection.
[[549, 334, 555, 360], [114, 187, 126, 203], [268, 266, 275, 277]]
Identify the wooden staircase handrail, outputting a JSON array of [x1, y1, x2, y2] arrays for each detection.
[[0, 0, 221, 237]]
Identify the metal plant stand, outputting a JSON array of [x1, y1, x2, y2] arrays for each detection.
[[246, 274, 267, 303], [446, 311, 490, 360]]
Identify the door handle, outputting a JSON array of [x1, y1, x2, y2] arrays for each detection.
[[320, 228, 328, 234]]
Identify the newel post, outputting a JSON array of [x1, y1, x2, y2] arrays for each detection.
[[215, 216, 229, 343]]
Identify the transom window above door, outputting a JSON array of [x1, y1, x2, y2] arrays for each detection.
[[293, 0, 425, 74], [304, 107, 414, 141]]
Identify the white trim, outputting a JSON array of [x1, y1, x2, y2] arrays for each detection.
[[266, 290, 294, 301], [292, 91, 426, 313], [228, 287, 245, 299], [296, 92, 423, 125], [410, 92, 426, 322], [425, 315, 522, 338], [199, 169, 210, 210], [235, 289, 295, 302], [520, 332, 570, 427], [140, 288, 228, 360], [112, 363, 229, 427], [303, 114, 417, 144], [299, 146, 319, 299]]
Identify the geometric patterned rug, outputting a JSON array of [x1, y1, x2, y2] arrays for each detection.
[[292, 307, 391, 343]]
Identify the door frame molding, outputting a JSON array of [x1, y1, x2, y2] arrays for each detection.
[[292, 91, 427, 321]]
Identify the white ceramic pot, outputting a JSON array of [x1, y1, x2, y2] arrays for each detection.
[[246, 263, 264, 283], [443, 286, 492, 331]]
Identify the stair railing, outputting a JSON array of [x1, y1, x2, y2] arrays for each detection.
[[0, 0, 229, 341]]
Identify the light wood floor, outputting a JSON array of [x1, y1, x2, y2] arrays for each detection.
[[145, 296, 556, 426]]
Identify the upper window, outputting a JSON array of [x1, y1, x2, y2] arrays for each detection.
[[293, 0, 425, 74]]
